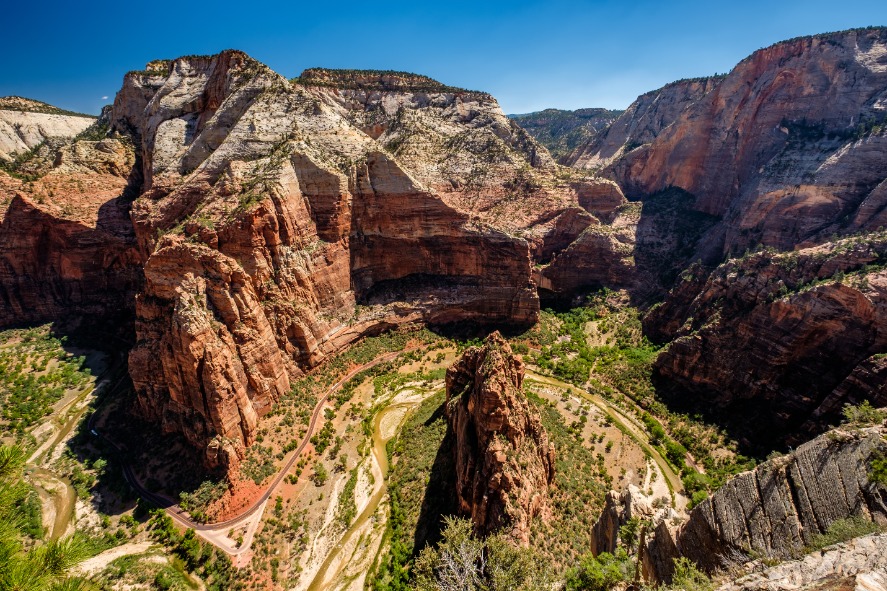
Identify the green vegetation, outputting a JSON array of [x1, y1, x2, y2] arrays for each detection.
[[527, 390, 609, 565], [841, 400, 886, 427], [870, 450, 887, 485], [806, 515, 883, 552], [148, 510, 243, 590], [526, 293, 754, 495], [563, 549, 634, 591], [667, 558, 714, 591], [179, 480, 228, 523], [0, 444, 93, 590], [412, 516, 548, 591], [371, 391, 452, 591], [335, 467, 358, 527], [0, 325, 93, 435]]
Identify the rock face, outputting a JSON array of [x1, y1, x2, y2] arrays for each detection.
[[590, 484, 677, 556], [0, 120, 141, 332], [608, 28, 887, 256], [648, 233, 887, 449], [101, 54, 613, 471], [509, 108, 623, 162], [642, 424, 887, 581], [0, 97, 95, 162], [564, 77, 722, 171], [718, 533, 887, 591], [445, 332, 555, 545]]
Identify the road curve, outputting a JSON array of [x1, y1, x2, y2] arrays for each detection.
[[95, 346, 420, 537]]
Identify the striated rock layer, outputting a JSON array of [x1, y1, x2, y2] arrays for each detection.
[[0, 97, 95, 162], [648, 233, 887, 449], [104, 53, 610, 471], [445, 332, 555, 545], [644, 426, 887, 581], [641, 424, 887, 581]]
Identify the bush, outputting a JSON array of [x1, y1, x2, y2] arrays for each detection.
[[312, 462, 329, 486], [870, 450, 887, 485], [564, 549, 633, 591], [806, 516, 881, 551], [667, 557, 712, 591], [841, 400, 885, 426]]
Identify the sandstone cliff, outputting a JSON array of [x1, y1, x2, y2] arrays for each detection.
[[0, 97, 95, 162], [565, 77, 722, 171], [445, 332, 555, 545], [608, 28, 887, 256], [92, 52, 633, 471], [0, 115, 141, 333], [641, 424, 887, 581]]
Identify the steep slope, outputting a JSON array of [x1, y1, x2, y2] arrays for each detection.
[[509, 108, 623, 161], [641, 423, 887, 581], [647, 232, 887, 449], [445, 332, 555, 545], [0, 111, 141, 332], [564, 77, 722, 171], [0, 97, 95, 162], [609, 27, 887, 255]]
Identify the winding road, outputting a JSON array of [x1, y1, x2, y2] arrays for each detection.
[[93, 346, 420, 557]]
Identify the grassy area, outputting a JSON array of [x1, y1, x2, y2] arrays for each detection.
[[0, 325, 94, 436]]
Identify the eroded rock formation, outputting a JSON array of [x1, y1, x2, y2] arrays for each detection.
[[648, 233, 887, 448], [445, 332, 555, 545], [641, 424, 887, 581], [0, 97, 95, 162]]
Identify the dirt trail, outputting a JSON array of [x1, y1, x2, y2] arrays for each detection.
[[74, 541, 155, 576]]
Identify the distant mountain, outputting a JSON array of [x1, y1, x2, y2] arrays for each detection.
[[508, 107, 622, 161]]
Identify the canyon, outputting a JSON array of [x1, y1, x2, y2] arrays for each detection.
[[1, 23, 887, 590]]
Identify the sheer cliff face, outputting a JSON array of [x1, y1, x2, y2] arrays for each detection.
[[445, 332, 555, 545], [564, 77, 722, 171], [107, 53, 601, 470], [0, 133, 142, 332], [647, 234, 887, 449], [610, 28, 887, 254]]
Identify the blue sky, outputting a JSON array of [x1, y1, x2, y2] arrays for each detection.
[[2, 0, 886, 115]]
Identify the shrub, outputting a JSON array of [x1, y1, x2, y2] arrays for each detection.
[[841, 400, 885, 426], [806, 516, 881, 551], [564, 549, 633, 591], [667, 557, 712, 591], [870, 450, 887, 485]]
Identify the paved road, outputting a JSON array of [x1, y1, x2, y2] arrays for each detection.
[[94, 346, 419, 550]]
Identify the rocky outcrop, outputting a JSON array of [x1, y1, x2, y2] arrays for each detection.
[[509, 108, 623, 161], [642, 424, 887, 581], [445, 332, 555, 545], [719, 533, 887, 591], [590, 485, 677, 556], [0, 97, 95, 162], [565, 77, 722, 171], [648, 233, 887, 448]]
